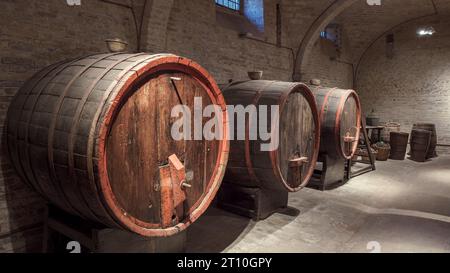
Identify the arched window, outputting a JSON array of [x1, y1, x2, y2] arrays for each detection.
[[215, 0, 241, 12]]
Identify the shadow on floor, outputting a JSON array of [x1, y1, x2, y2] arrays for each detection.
[[186, 205, 301, 253], [186, 206, 253, 253]]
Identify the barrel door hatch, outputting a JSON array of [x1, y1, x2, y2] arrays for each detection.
[[106, 72, 219, 226]]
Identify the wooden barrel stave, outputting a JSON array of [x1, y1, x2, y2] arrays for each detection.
[[7, 53, 229, 237], [9, 57, 91, 217], [224, 82, 270, 188]]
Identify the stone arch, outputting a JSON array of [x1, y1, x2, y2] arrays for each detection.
[[292, 0, 358, 81]]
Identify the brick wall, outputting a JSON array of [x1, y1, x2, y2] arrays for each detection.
[[283, 0, 335, 49], [299, 20, 355, 89], [356, 15, 450, 155], [0, 0, 136, 252], [162, 0, 293, 83]]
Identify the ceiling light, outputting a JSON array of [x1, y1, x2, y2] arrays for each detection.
[[417, 27, 436, 37]]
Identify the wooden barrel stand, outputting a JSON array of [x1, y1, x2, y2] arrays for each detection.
[[43, 206, 186, 253], [217, 184, 288, 221], [309, 154, 348, 191]]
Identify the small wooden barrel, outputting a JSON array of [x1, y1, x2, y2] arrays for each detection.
[[389, 132, 409, 160], [410, 129, 431, 162], [309, 86, 362, 159], [222, 81, 320, 192], [7, 53, 229, 237], [412, 123, 437, 158]]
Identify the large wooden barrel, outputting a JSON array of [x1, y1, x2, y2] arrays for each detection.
[[222, 81, 320, 192], [412, 123, 437, 158], [410, 129, 431, 162], [389, 132, 409, 160], [6, 53, 229, 237], [309, 86, 362, 159]]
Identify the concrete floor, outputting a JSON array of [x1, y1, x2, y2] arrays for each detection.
[[187, 156, 450, 253]]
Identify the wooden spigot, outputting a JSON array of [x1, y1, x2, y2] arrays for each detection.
[[289, 157, 309, 167], [159, 154, 188, 228], [344, 132, 356, 143], [288, 156, 309, 185], [344, 132, 357, 155]]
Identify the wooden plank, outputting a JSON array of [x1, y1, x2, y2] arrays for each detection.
[[107, 75, 160, 223]]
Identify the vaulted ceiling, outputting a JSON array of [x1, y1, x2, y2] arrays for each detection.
[[285, 0, 450, 79], [337, 0, 450, 63]]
